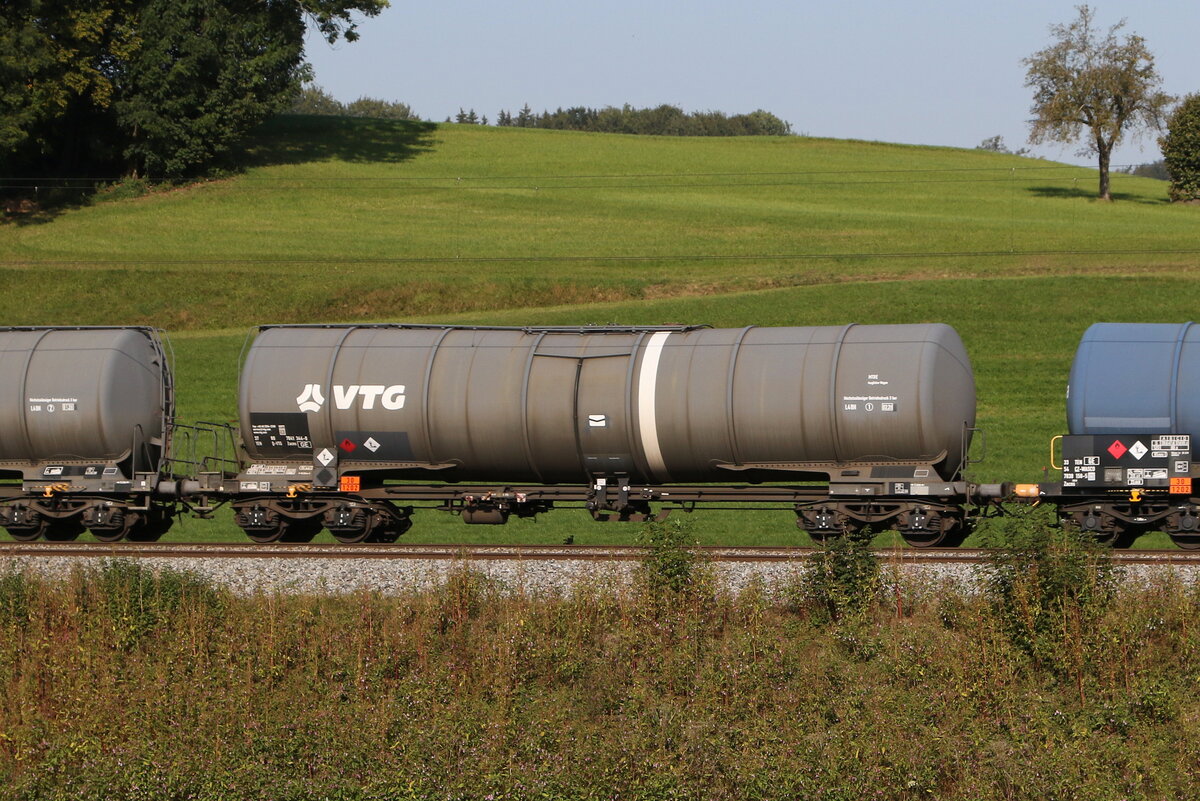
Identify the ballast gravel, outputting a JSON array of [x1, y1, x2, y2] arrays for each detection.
[[2, 553, 1198, 597]]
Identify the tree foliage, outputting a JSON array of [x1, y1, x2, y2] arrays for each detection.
[[1023, 5, 1173, 200], [0, 0, 140, 156], [289, 85, 348, 116], [1, 0, 387, 181], [975, 135, 1030, 156], [290, 85, 418, 120], [1121, 160, 1169, 181], [493, 103, 792, 137], [1161, 94, 1200, 202], [116, 0, 309, 179]]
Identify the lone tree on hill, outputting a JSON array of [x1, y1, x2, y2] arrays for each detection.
[[1161, 94, 1200, 202], [1023, 5, 1173, 200]]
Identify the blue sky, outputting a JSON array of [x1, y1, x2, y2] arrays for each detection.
[[303, 1, 1198, 167]]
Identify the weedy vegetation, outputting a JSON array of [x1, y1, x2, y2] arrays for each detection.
[[0, 516, 1198, 799]]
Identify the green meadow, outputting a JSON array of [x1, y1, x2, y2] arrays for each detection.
[[4, 116, 1196, 328], [3, 116, 1199, 545]]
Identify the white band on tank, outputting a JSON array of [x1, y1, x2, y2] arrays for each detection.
[[637, 331, 671, 481]]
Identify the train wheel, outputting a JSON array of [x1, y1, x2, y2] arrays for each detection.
[[86, 515, 133, 541], [1164, 511, 1200, 550], [90, 527, 127, 543], [126, 513, 175, 543], [795, 506, 846, 543], [242, 514, 286, 543], [249, 523, 293, 544], [5, 521, 46, 542], [901, 530, 948, 548], [325, 505, 375, 543], [43, 519, 85, 542], [279, 517, 322, 543], [236, 506, 290, 543], [244, 516, 320, 544], [1171, 535, 1200, 550], [369, 515, 413, 544], [85, 507, 137, 542], [1062, 510, 1128, 546], [898, 510, 958, 548], [3, 505, 46, 541]]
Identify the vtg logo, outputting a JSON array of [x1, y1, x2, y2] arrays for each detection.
[[296, 384, 406, 413]]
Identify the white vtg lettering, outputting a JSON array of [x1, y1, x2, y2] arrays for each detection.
[[332, 384, 406, 410], [298, 383, 405, 412]]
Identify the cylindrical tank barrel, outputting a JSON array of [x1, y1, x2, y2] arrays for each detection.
[[1068, 322, 1200, 438], [239, 323, 976, 483], [0, 328, 171, 465]]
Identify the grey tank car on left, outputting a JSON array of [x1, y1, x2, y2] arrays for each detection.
[[0, 327, 196, 541]]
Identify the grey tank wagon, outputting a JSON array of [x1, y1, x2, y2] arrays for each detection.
[[0, 327, 181, 541], [224, 322, 999, 547]]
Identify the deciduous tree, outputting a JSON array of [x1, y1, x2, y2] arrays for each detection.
[[1161, 94, 1200, 202], [1, 0, 387, 181], [1023, 5, 1173, 200], [0, 0, 139, 163], [116, 0, 308, 178]]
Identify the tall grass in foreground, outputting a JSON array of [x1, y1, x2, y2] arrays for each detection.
[[1, 533, 1198, 799]]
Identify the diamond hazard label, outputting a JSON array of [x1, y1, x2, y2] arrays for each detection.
[[316, 448, 335, 466], [1129, 441, 1148, 460], [1107, 440, 1128, 460], [363, 437, 381, 452], [339, 438, 357, 452]]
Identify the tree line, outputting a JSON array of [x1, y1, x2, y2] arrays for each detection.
[[456, 104, 793, 137], [288, 91, 794, 138], [1, 0, 386, 182]]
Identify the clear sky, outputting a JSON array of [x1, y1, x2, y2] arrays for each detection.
[[303, 1, 1198, 168]]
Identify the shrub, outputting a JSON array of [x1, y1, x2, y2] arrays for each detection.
[[796, 529, 881, 624], [635, 518, 709, 598], [980, 509, 1120, 672]]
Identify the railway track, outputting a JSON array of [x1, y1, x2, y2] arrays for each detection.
[[3, 541, 1200, 566]]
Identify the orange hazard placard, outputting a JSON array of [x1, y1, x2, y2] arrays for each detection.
[[1170, 477, 1192, 494]]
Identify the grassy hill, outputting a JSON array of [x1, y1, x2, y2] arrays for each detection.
[[2, 115, 1195, 329], [3, 115, 1199, 545]]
